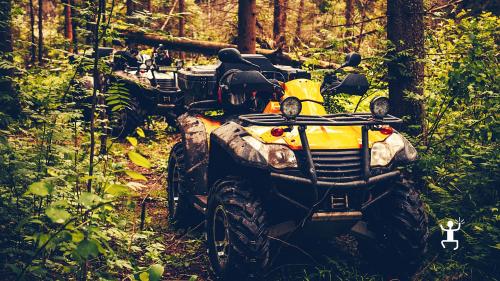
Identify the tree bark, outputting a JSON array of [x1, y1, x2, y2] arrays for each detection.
[[29, 0, 36, 63], [178, 0, 185, 36], [273, 0, 287, 48], [123, 30, 337, 68], [178, 0, 185, 59], [63, 0, 74, 52], [0, 0, 12, 53], [38, 0, 44, 65], [387, 0, 425, 136], [294, 0, 304, 45], [344, 0, 354, 51], [0, 0, 21, 123], [237, 0, 256, 54], [126, 0, 134, 16], [70, 0, 78, 52], [88, 0, 105, 193]]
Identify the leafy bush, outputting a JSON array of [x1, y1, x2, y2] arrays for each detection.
[[418, 11, 500, 280]]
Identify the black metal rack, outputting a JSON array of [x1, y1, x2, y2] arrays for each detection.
[[239, 113, 402, 187], [239, 113, 402, 127]]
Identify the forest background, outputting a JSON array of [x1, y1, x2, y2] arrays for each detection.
[[0, 0, 498, 280]]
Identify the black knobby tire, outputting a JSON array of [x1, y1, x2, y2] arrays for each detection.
[[166, 142, 198, 227], [362, 179, 429, 276], [206, 177, 270, 281], [111, 95, 147, 138]]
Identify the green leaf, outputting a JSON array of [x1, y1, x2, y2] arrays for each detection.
[[136, 127, 145, 138], [124, 170, 147, 181], [45, 207, 70, 224], [128, 151, 151, 169], [76, 239, 99, 259], [105, 184, 130, 196], [28, 181, 53, 197], [71, 231, 84, 243], [139, 272, 149, 281], [126, 136, 138, 146], [188, 275, 198, 281], [147, 264, 164, 281], [79, 192, 101, 208]]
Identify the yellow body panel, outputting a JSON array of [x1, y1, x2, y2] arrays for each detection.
[[246, 125, 389, 150], [250, 79, 390, 150]]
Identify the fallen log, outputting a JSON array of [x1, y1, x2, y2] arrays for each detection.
[[123, 31, 338, 68]]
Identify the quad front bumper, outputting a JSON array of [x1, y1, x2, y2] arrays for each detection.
[[270, 170, 400, 190]]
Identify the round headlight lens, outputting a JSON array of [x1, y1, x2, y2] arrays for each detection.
[[280, 97, 302, 119], [370, 96, 390, 118]]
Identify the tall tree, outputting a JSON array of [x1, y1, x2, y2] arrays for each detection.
[[178, 0, 185, 59], [0, 0, 21, 124], [387, 0, 425, 136], [178, 0, 185, 37], [38, 0, 44, 65], [29, 0, 36, 63], [63, 0, 74, 52], [237, 0, 256, 54], [294, 0, 304, 45], [126, 0, 134, 16], [0, 0, 12, 53], [70, 0, 78, 52], [344, 0, 354, 35], [273, 0, 287, 48]]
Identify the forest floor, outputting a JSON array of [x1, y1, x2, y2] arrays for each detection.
[[120, 123, 211, 281], [120, 120, 386, 281]]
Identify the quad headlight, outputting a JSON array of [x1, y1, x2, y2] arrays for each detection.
[[370, 96, 390, 118], [280, 97, 302, 119], [243, 136, 298, 169], [371, 133, 417, 167]]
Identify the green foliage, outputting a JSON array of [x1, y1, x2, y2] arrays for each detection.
[[417, 11, 500, 280]]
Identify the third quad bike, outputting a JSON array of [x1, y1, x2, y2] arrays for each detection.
[[166, 48, 429, 280]]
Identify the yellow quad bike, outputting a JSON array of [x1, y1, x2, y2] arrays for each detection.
[[167, 48, 428, 280]]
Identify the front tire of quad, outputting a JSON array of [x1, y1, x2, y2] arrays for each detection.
[[166, 142, 198, 228], [361, 179, 429, 276], [207, 177, 270, 281]]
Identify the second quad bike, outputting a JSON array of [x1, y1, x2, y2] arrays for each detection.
[[166, 48, 429, 280]]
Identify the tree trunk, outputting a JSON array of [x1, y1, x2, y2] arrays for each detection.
[[126, 0, 134, 16], [29, 0, 36, 63], [273, 0, 287, 48], [88, 0, 105, 193], [178, 0, 185, 59], [38, 0, 43, 65], [63, 0, 74, 52], [344, 0, 354, 51], [237, 0, 256, 54], [70, 0, 78, 52], [294, 0, 304, 45], [387, 0, 425, 136], [0, 0, 12, 53], [123, 30, 338, 68], [0, 0, 21, 124]]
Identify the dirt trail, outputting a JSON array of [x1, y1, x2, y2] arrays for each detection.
[[123, 130, 212, 281], [124, 127, 382, 281]]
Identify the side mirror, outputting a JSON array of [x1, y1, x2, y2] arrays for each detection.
[[145, 59, 153, 67], [342, 53, 362, 68], [175, 60, 184, 68], [218, 48, 243, 63]]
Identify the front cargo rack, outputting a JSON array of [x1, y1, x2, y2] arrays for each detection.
[[239, 113, 402, 127], [239, 112, 403, 189]]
